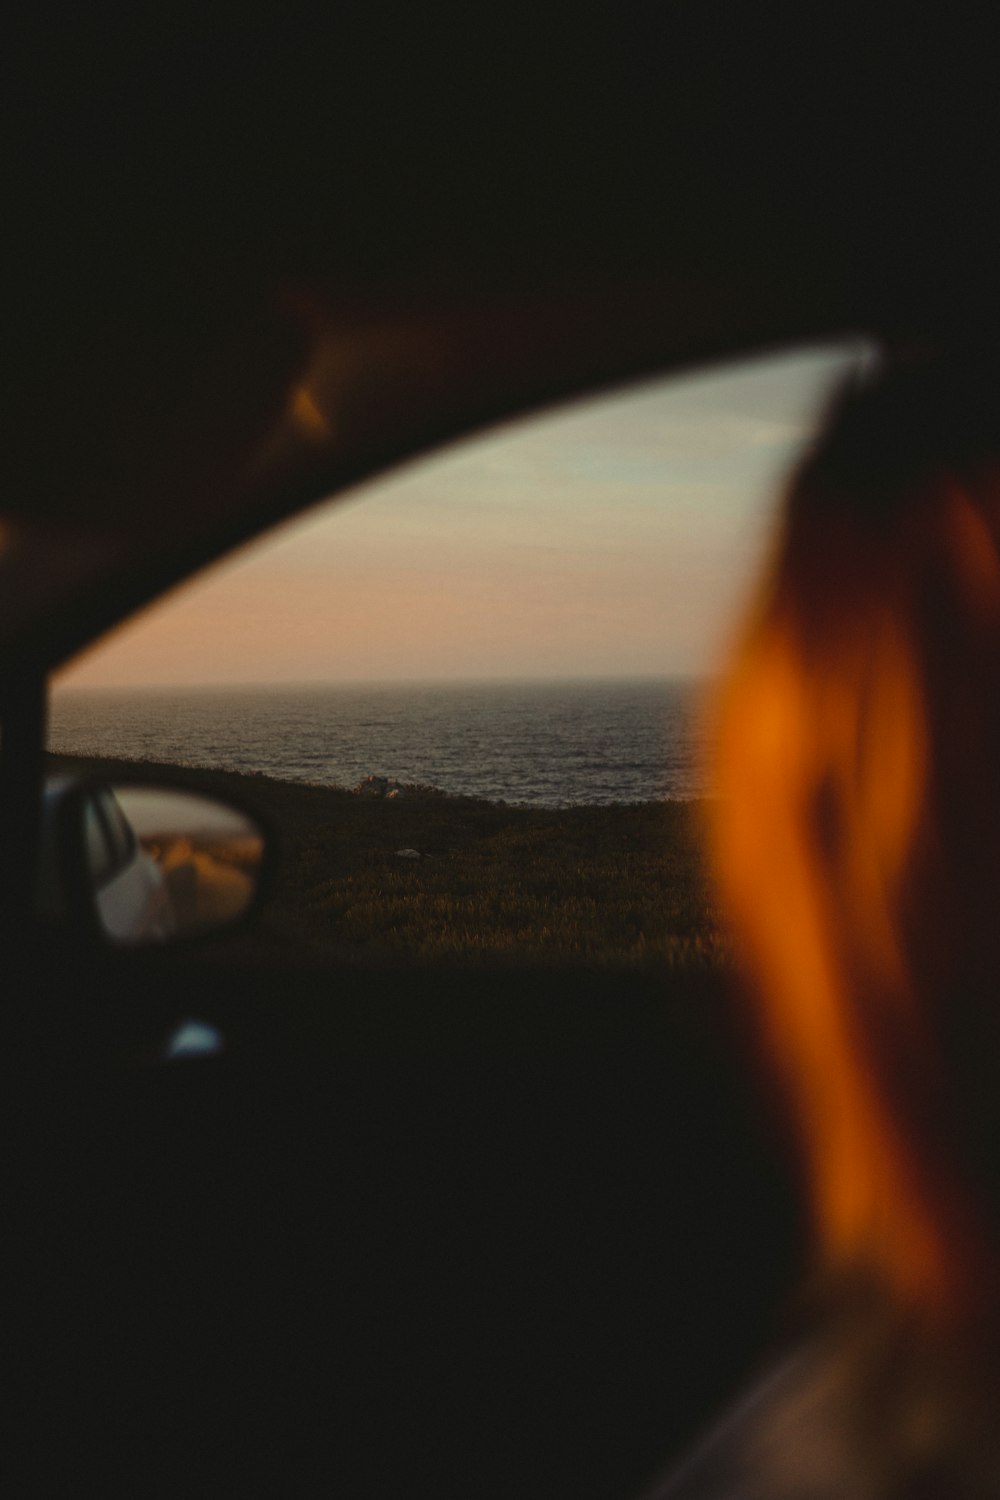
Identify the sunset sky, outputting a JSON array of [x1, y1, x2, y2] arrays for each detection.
[[56, 342, 873, 690]]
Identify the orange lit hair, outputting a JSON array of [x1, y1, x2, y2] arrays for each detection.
[[711, 354, 1000, 1320]]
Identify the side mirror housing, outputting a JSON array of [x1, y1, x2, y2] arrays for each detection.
[[46, 776, 275, 945]]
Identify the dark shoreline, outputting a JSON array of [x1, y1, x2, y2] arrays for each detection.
[[47, 751, 726, 969]]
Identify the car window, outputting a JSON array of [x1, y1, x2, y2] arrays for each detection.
[[50, 341, 877, 965], [82, 796, 116, 887], [98, 790, 136, 870]]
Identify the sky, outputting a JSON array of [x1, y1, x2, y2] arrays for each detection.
[[56, 341, 875, 690]]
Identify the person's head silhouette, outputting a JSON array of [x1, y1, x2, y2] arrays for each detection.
[[711, 350, 1000, 1325]]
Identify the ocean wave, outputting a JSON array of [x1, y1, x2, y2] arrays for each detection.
[[48, 680, 709, 807]]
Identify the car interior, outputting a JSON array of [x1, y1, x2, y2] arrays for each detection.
[[4, 8, 998, 1496]]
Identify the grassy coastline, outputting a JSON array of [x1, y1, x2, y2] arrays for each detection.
[[47, 752, 727, 969]]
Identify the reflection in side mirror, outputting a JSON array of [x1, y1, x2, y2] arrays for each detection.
[[78, 784, 268, 945]]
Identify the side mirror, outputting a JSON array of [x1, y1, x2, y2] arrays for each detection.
[[53, 778, 274, 945]]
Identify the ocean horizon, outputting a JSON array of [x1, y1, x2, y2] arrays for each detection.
[[49, 677, 713, 806]]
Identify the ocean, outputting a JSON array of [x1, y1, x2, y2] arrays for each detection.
[[48, 679, 711, 806]]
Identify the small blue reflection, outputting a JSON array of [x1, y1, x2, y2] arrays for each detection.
[[164, 1020, 225, 1060]]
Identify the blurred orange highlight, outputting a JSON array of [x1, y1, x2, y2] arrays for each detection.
[[290, 384, 331, 440], [709, 472, 1000, 1322]]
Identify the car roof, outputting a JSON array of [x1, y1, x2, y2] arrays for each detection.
[[4, 6, 999, 676]]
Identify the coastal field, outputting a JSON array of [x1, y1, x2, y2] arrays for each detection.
[[47, 753, 727, 968]]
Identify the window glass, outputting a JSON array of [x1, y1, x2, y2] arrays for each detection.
[[49, 342, 877, 966], [83, 797, 114, 887], [98, 790, 135, 871]]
